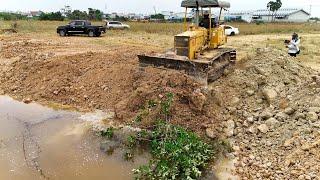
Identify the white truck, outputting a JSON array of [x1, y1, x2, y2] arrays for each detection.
[[105, 21, 130, 30]]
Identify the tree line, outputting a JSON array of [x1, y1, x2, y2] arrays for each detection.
[[39, 8, 103, 21], [0, 12, 27, 20], [0, 8, 103, 21]]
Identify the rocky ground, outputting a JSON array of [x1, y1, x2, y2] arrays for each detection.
[[1, 33, 320, 179], [206, 48, 320, 179]]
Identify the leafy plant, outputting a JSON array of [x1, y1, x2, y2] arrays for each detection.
[[147, 99, 157, 108], [132, 121, 214, 180], [160, 93, 174, 120], [122, 93, 220, 179], [100, 127, 114, 139]]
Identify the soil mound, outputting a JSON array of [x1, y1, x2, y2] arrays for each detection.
[[0, 40, 217, 132], [1, 38, 320, 179]]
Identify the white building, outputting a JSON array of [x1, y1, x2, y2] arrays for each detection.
[[225, 8, 310, 23], [252, 8, 310, 22], [225, 10, 254, 23]]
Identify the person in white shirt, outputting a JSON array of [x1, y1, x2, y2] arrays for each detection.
[[287, 33, 300, 57]]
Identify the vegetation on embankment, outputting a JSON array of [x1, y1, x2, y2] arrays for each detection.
[[99, 93, 232, 180]]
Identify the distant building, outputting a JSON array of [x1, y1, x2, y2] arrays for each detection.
[[225, 8, 310, 23], [225, 11, 254, 23], [162, 12, 193, 21], [253, 8, 310, 22], [27, 11, 42, 18]]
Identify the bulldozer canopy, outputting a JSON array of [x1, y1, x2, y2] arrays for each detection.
[[181, 0, 230, 8]]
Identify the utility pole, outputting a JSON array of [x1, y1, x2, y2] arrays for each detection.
[[309, 4, 312, 18], [153, 6, 157, 14]]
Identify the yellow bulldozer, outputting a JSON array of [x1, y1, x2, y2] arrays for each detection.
[[138, 0, 236, 83]]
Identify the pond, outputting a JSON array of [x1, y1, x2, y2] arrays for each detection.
[[0, 96, 147, 180]]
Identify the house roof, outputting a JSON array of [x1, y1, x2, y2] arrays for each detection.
[[181, 0, 230, 8], [253, 8, 310, 17]]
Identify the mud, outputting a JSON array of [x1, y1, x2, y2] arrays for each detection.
[[0, 96, 148, 180]]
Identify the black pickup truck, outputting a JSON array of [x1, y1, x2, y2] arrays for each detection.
[[57, 20, 106, 37]]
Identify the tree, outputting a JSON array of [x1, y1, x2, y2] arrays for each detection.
[[38, 12, 64, 21], [88, 8, 103, 21], [267, 0, 282, 22], [68, 10, 88, 20], [61, 5, 72, 17], [150, 13, 164, 20]]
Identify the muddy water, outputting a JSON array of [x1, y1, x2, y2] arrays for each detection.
[[0, 96, 147, 180]]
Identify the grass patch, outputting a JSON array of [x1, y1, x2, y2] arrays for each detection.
[[2, 20, 320, 36]]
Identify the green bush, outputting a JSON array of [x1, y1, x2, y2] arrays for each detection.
[[39, 12, 64, 21], [132, 121, 214, 180], [0, 12, 27, 21], [124, 93, 214, 179]]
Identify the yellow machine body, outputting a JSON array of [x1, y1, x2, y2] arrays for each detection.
[[175, 25, 227, 60], [138, 0, 236, 83]]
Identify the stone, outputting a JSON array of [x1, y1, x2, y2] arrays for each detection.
[[257, 98, 264, 104], [53, 90, 59, 95], [254, 66, 266, 76], [223, 68, 231, 76], [308, 107, 320, 113], [257, 124, 269, 134], [283, 138, 294, 147], [295, 113, 305, 119], [230, 97, 240, 106], [206, 127, 217, 139], [260, 110, 273, 120], [262, 88, 278, 104], [191, 91, 207, 111], [284, 107, 295, 115], [248, 125, 257, 134], [275, 112, 289, 121], [22, 98, 32, 104], [210, 89, 224, 106], [224, 120, 235, 137], [306, 112, 318, 122], [247, 116, 254, 123], [265, 118, 279, 128], [247, 90, 255, 96], [311, 97, 320, 107], [233, 145, 240, 151]]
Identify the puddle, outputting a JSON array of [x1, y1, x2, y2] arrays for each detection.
[[0, 96, 147, 180]]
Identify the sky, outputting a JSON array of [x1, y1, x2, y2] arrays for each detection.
[[1, 0, 320, 17]]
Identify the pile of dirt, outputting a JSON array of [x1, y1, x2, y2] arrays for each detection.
[[205, 48, 320, 179], [1, 37, 320, 179], [0, 39, 219, 133]]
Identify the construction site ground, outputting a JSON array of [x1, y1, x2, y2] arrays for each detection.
[[1, 30, 320, 179]]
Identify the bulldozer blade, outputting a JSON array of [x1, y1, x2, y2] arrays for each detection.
[[138, 48, 236, 83], [138, 54, 210, 83]]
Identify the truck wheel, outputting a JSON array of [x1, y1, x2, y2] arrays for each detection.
[[88, 30, 94, 37], [231, 32, 235, 36], [59, 30, 66, 37]]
